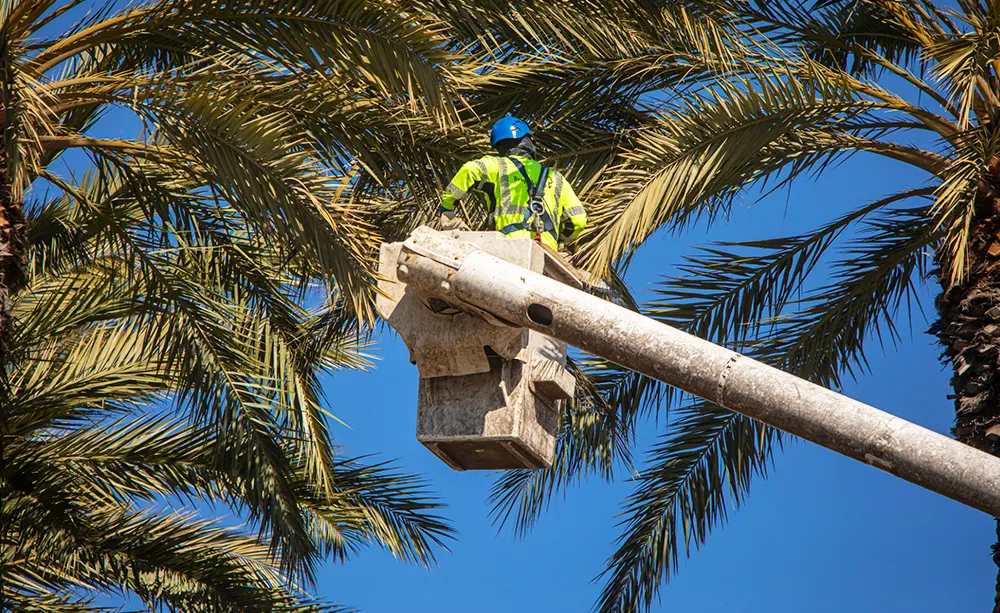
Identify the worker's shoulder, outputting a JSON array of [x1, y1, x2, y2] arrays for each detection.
[[545, 166, 573, 184], [462, 154, 502, 170], [468, 153, 500, 163]]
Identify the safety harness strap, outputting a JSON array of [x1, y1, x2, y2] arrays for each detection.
[[504, 157, 556, 241]]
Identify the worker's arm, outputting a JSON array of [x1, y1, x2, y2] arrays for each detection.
[[440, 158, 490, 213], [556, 172, 587, 242]]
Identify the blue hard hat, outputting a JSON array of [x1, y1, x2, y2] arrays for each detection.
[[490, 116, 532, 148]]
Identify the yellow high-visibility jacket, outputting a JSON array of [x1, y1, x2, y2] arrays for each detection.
[[440, 155, 587, 251]]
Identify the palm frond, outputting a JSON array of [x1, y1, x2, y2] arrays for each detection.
[[597, 205, 937, 613], [488, 355, 637, 537], [299, 456, 455, 567], [577, 59, 894, 275], [754, 206, 938, 383], [3, 0, 479, 610], [4, 505, 350, 613], [596, 400, 778, 613], [653, 188, 936, 351]]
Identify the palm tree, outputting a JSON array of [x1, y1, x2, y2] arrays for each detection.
[[0, 0, 475, 358], [407, 1, 1000, 611], [2, 161, 454, 610], [1, 0, 466, 608], [577, 1, 1000, 611]]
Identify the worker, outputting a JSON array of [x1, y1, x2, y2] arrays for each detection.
[[439, 117, 587, 252]]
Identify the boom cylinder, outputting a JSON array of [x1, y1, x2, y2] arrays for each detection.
[[396, 227, 1000, 516]]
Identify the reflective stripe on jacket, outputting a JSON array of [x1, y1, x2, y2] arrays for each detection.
[[440, 155, 587, 250]]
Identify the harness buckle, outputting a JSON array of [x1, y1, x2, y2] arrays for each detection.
[[529, 200, 545, 240], [507, 157, 553, 245]]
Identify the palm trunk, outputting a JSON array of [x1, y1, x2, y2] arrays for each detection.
[[0, 37, 25, 374], [0, 149, 25, 367], [932, 166, 1000, 612], [0, 146, 25, 603]]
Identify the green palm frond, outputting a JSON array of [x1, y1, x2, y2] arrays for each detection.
[[577, 58, 902, 274], [596, 203, 937, 612], [4, 404, 453, 599], [0, 581, 113, 613], [11, 411, 453, 559], [4, 1, 474, 609], [596, 400, 778, 613], [655, 189, 936, 351], [12, 416, 223, 507], [488, 355, 637, 537], [24, 0, 461, 118], [22, 156, 376, 555], [458, 7, 744, 110], [17, 211, 385, 579], [745, 0, 926, 77], [300, 456, 454, 567], [4, 504, 353, 613], [931, 124, 1000, 282], [414, 0, 660, 59], [754, 206, 938, 381], [876, 0, 999, 127]]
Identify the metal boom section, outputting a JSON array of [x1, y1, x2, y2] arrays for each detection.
[[389, 227, 1000, 516]]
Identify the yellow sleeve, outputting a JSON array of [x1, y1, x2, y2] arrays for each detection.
[[555, 172, 586, 242], [441, 157, 491, 212]]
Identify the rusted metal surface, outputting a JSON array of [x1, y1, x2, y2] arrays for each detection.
[[395, 226, 1000, 515]]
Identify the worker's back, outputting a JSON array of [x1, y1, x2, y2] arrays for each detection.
[[441, 154, 586, 250], [439, 117, 586, 251]]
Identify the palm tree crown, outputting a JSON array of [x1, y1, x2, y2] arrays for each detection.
[[556, 1, 1000, 611], [1, 0, 462, 609]]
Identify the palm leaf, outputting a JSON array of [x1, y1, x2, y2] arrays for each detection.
[[597, 205, 937, 613]]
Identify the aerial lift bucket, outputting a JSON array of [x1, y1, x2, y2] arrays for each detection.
[[376, 230, 581, 470]]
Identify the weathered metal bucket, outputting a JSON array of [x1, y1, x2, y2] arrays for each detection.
[[376, 228, 580, 470]]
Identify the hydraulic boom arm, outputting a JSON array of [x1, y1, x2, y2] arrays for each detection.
[[393, 227, 1000, 516]]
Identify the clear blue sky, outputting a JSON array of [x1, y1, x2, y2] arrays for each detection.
[[320, 149, 996, 612]]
